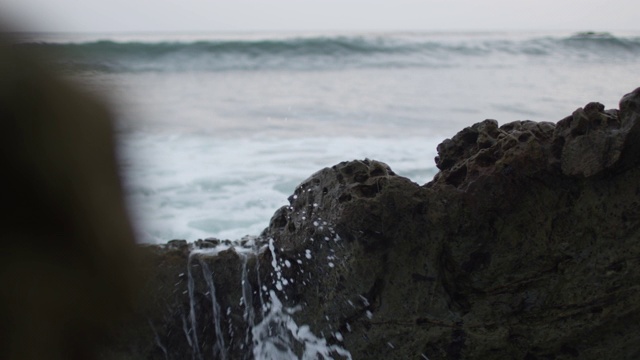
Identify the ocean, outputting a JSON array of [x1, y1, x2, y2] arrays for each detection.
[[20, 30, 640, 243]]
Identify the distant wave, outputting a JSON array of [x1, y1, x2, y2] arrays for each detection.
[[19, 32, 640, 73]]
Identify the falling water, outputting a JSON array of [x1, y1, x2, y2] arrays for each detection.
[[185, 240, 352, 359], [251, 289, 353, 360], [186, 253, 202, 359], [200, 259, 228, 360], [240, 253, 256, 346]]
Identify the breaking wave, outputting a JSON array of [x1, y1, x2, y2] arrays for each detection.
[[19, 32, 640, 73]]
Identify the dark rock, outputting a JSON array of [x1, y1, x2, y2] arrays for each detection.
[[554, 102, 619, 177], [431, 118, 556, 190], [553, 88, 640, 177], [108, 88, 640, 359], [166, 239, 189, 250], [0, 35, 139, 360]]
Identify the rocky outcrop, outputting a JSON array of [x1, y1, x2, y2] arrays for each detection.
[[107, 88, 640, 359]]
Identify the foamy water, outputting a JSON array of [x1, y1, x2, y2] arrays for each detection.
[[182, 238, 352, 359], [118, 134, 439, 242], [22, 30, 640, 243]]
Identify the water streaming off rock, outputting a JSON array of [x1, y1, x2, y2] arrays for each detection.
[[182, 239, 351, 359]]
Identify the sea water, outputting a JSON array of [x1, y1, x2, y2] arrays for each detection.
[[182, 239, 352, 359], [20, 31, 640, 243]]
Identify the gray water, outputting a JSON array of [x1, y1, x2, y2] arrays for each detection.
[[23, 30, 640, 242]]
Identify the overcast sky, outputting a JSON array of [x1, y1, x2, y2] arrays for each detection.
[[1, 0, 639, 33]]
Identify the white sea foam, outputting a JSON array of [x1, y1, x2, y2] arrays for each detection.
[[119, 133, 439, 243], [252, 290, 352, 360], [186, 242, 351, 359]]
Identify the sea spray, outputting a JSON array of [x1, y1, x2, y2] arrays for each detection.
[[251, 290, 352, 360], [184, 239, 351, 359]]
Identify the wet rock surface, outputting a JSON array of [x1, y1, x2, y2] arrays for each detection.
[[106, 88, 640, 359]]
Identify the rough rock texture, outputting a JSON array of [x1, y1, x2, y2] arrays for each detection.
[[106, 88, 640, 359]]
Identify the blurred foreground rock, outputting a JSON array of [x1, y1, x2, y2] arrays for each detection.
[[110, 88, 640, 359], [0, 36, 139, 360]]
